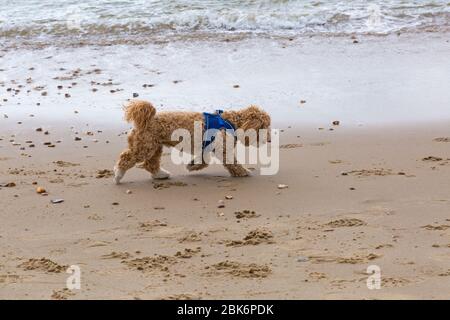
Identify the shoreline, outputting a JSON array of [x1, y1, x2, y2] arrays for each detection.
[[2, 32, 450, 127], [2, 28, 450, 51]]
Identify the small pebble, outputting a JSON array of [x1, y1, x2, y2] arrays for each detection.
[[36, 187, 46, 194]]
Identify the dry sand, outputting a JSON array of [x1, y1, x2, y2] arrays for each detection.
[[1, 34, 449, 299], [1, 122, 449, 299]]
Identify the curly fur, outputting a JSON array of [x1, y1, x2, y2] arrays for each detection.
[[114, 100, 271, 184]]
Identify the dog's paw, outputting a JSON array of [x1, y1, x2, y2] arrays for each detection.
[[186, 163, 208, 172], [113, 166, 124, 185], [152, 168, 171, 180], [230, 167, 251, 177]]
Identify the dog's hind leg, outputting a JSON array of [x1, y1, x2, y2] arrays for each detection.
[[114, 149, 137, 184], [142, 146, 171, 180]]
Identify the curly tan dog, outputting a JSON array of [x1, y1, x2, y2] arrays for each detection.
[[114, 100, 271, 184]]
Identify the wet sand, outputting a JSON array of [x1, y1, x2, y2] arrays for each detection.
[[1, 34, 450, 299]]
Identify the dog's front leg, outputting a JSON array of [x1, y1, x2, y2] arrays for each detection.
[[114, 149, 137, 184], [216, 130, 250, 177], [224, 163, 250, 177], [186, 156, 209, 172]]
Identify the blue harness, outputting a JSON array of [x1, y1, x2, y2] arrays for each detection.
[[202, 110, 235, 150]]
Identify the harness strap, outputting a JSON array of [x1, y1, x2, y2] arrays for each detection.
[[202, 110, 235, 150]]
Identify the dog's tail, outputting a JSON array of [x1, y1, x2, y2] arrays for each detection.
[[124, 100, 156, 130]]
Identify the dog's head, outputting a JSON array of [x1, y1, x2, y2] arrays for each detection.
[[226, 105, 271, 146]]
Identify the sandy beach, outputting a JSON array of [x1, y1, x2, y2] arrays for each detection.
[[1, 33, 450, 299]]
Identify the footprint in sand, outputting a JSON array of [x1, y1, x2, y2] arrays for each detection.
[[88, 214, 104, 221], [324, 218, 366, 228], [422, 156, 443, 162], [308, 272, 328, 281], [101, 251, 132, 260], [96, 169, 114, 178], [341, 168, 404, 177], [234, 210, 260, 219], [433, 137, 450, 142], [153, 181, 188, 190], [0, 274, 24, 284], [375, 244, 394, 250], [207, 260, 272, 278], [225, 228, 275, 247], [161, 293, 200, 300], [329, 160, 346, 164], [51, 288, 75, 300], [18, 258, 67, 273], [74, 238, 111, 247], [280, 143, 303, 149], [381, 277, 412, 288], [421, 224, 450, 231], [123, 247, 202, 274], [177, 231, 202, 243], [309, 253, 381, 264], [123, 255, 177, 273], [336, 253, 380, 264], [331, 277, 366, 289], [53, 160, 79, 167], [421, 156, 450, 168], [138, 220, 167, 231], [174, 247, 201, 259], [438, 269, 450, 277]]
